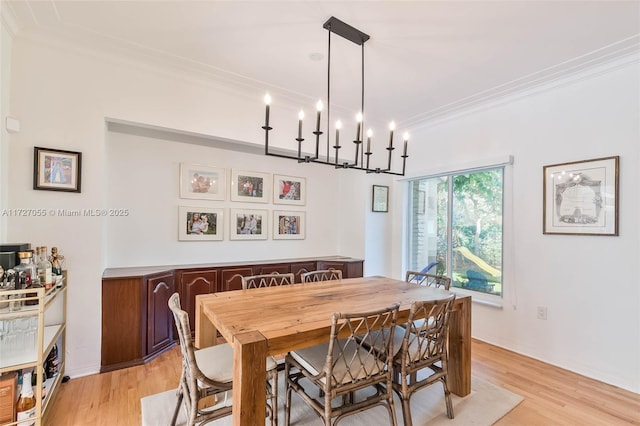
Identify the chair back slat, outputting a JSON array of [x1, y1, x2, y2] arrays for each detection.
[[405, 271, 451, 290], [168, 293, 228, 390], [401, 294, 455, 367], [302, 269, 343, 283], [326, 305, 399, 388], [242, 272, 295, 289]]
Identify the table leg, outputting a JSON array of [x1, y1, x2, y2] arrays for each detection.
[[195, 295, 217, 349], [448, 296, 471, 396], [233, 331, 268, 426]]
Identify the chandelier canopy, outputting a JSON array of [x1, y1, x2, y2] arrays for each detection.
[[262, 16, 409, 176]]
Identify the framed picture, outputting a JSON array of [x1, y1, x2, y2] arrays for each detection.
[[230, 209, 268, 240], [273, 174, 306, 206], [178, 206, 224, 241], [230, 169, 271, 203], [179, 163, 226, 200], [273, 210, 306, 240], [372, 185, 389, 212], [543, 156, 619, 236], [33, 147, 82, 192]]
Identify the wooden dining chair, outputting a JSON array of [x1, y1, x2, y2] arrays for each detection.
[[284, 304, 400, 426], [405, 271, 451, 290], [167, 293, 279, 426], [301, 268, 343, 282], [241, 272, 295, 289], [393, 294, 456, 425]]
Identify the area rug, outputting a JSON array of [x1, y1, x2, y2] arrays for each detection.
[[141, 374, 523, 425]]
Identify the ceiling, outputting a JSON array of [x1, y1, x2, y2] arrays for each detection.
[[4, 1, 640, 130]]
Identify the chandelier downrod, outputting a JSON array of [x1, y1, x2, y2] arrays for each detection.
[[262, 16, 408, 176]]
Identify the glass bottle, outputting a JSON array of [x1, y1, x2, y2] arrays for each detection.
[[13, 252, 37, 309], [49, 247, 63, 276], [16, 370, 36, 425], [37, 246, 53, 289], [45, 344, 59, 378]]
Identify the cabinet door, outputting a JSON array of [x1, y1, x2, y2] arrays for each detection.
[[291, 262, 317, 283], [102, 277, 144, 371], [317, 260, 364, 278], [178, 269, 217, 333], [146, 272, 176, 356], [220, 267, 254, 292]]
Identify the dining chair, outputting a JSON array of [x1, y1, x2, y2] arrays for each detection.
[[284, 304, 400, 426], [167, 293, 279, 426], [241, 272, 295, 289], [405, 271, 451, 290], [301, 268, 343, 282], [393, 294, 456, 425]]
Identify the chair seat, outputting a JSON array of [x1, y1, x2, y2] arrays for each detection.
[[363, 327, 405, 358], [399, 316, 434, 331], [290, 340, 383, 386], [196, 343, 278, 384]]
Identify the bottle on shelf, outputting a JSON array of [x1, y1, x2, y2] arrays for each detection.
[[45, 344, 59, 379], [26, 277, 44, 307], [37, 246, 53, 289], [49, 247, 64, 277], [13, 252, 37, 309], [16, 370, 36, 425]]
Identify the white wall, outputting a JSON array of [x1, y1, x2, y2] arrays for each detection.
[[105, 128, 342, 267], [393, 56, 640, 393], [4, 37, 382, 377]]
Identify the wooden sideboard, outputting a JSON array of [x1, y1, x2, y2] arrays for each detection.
[[101, 256, 363, 372]]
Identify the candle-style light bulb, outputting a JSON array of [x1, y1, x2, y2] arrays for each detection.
[[389, 121, 396, 131], [336, 120, 343, 129], [366, 129, 373, 153], [403, 132, 409, 156], [315, 100, 323, 134], [264, 93, 271, 127], [388, 121, 395, 148], [355, 112, 363, 142], [297, 110, 304, 139]]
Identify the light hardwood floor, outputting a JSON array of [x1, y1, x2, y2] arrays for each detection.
[[44, 339, 640, 425]]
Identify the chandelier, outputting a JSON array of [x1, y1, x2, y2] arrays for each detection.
[[262, 16, 409, 176]]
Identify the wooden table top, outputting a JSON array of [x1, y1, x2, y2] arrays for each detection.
[[199, 275, 455, 355]]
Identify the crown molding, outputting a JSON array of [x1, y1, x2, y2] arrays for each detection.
[[402, 35, 640, 130], [14, 25, 323, 113], [11, 24, 640, 132]]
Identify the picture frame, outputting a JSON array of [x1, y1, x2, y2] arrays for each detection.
[[179, 163, 226, 201], [543, 156, 619, 236], [273, 210, 306, 240], [273, 174, 306, 206], [230, 169, 271, 203], [372, 185, 389, 212], [33, 147, 82, 192], [178, 206, 224, 241], [230, 208, 268, 240]]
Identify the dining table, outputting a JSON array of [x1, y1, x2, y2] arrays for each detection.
[[195, 275, 471, 426]]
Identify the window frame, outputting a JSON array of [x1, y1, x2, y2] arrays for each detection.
[[403, 156, 513, 307]]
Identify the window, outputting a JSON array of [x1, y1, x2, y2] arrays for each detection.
[[408, 167, 504, 297]]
